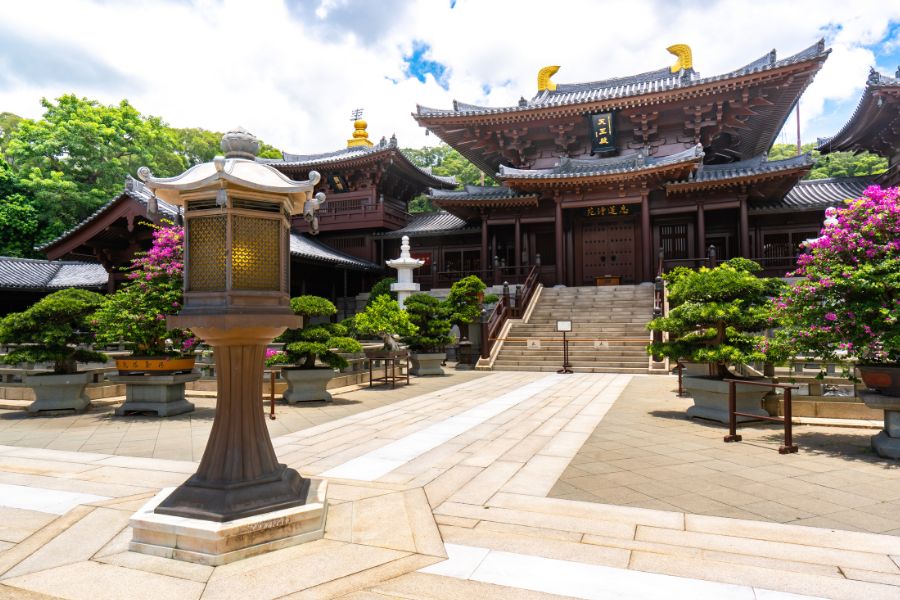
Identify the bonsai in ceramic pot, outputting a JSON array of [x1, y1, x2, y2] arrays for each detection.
[[648, 258, 782, 423], [0, 288, 107, 413], [772, 185, 900, 457], [403, 293, 453, 376], [277, 296, 362, 403]]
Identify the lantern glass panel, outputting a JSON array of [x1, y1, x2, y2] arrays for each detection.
[[188, 215, 227, 291], [232, 215, 281, 291]]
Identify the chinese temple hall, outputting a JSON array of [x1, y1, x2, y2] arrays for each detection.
[[409, 40, 879, 287]]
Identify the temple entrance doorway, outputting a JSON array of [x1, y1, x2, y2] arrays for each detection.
[[576, 218, 639, 284]]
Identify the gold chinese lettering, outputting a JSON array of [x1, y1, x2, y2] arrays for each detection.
[[620, 204, 629, 214]]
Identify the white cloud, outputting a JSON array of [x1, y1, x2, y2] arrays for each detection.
[[0, 0, 897, 156]]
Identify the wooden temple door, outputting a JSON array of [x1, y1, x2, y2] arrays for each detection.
[[579, 220, 638, 284]]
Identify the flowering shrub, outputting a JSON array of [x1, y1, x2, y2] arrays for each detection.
[[91, 222, 199, 356], [264, 348, 287, 367], [771, 186, 900, 368]]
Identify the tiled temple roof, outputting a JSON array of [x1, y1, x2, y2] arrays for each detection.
[[751, 176, 875, 213], [665, 153, 813, 193], [37, 178, 176, 252], [0, 257, 107, 291], [416, 41, 828, 120], [498, 145, 703, 180], [260, 139, 457, 189], [289, 233, 381, 271], [816, 67, 900, 154], [429, 185, 537, 200], [373, 211, 473, 239]]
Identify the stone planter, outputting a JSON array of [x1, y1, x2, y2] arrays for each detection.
[[859, 365, 900, 459], [282, 367, 335, 403], [24, 372, 91, 413], [683, 376, 769, 423], [410, 352, 446, 376], [109, 373, 200, 417]]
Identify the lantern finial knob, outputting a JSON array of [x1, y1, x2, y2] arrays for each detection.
[[221, 127, 260, 160]]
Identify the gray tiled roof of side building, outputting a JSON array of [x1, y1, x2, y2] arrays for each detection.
[[0, 257, 108, 290], [289, 233, 381, 271], [373, 211, 473, 238], [428, 185, 537, 200]]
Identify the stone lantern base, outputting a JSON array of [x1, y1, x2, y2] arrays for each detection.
[[129, 478, 327, 566]]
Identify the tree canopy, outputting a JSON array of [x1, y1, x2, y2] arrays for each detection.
[[0, 94, 283, 257], [768, 143, 887, 180], [403, 144, 495, 213]]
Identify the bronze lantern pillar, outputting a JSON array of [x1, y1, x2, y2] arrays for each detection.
[[138, 128, 323, 522]]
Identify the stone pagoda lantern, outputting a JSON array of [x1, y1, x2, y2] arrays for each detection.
[[387, 235, 424, 309], [128, 128, 328, 565]]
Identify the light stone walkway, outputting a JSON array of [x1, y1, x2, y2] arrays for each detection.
[[0, 372, 898, 599], [551, 376, 900, 535], [0, 370, 489, 461]]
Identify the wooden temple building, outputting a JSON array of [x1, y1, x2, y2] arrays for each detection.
[[2, 40, 898, 313], [404, 40, 882, 286]]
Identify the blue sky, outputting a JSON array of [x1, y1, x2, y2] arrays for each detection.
[[0, 1, 898, 156]]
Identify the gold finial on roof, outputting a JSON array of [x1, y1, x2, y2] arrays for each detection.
[[667, 44, 693, 73], [347, 109, 374, 148], [537, 66, 560, 92]]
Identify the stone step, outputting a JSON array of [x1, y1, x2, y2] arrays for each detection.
[[492, 359, 648, 368], [497, 350, 649, 358], [489, 364, 649, 373]]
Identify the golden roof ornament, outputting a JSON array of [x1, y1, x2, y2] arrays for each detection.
[[347, 108, 374, 148], [667, 44, 693, 73], [537, 66, 560, 92]]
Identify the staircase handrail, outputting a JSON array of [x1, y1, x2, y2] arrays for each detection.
[[480, 263, 541, 359]]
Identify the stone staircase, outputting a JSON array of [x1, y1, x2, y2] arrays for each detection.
[[489, 284, 654, 373]]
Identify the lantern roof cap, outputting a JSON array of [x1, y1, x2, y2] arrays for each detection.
[[138, 157, 320, 212]]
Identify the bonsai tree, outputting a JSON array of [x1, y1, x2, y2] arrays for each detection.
[[771, 186, 900, 376], [647, 258, 783, 378], [445, 275, 493, 326], [354, 295, 416, 351], [402, 293, 453, 353], [0, 288, 107, 374], [91, 223, 198, 356], [365, 277, 396, 307], [278, 296, 362, 370]]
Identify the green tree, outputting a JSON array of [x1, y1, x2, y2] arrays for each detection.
[[275, 296, 361, 369], [0, 288, 107, 374], [5, 95, 186, 243], [0, 112, 23, 154], [767, 143, 887, 180], [354, 295, 416, 350], [0, 160, 38, 257], [402, 293, 452, 353], [404, 143, 496, 213]]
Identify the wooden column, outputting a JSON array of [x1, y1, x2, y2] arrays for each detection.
[[739, 194, 749, 258], [480, 214, 488, 275], [514, 216, 521, 277], [554, 197, 564, 285], [641, 191, 651, 281], [696, 202, 706, 257]]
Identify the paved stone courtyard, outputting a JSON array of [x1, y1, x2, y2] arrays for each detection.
[[551, 376, 900, 535], [0, 370, 489, 461], [0, 371, 899, 599]]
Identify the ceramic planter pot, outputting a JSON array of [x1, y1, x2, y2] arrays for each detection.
[[116, 356, 197, 376], [24, 372, 92, 413], [858, 365, 900, 459], [410, 352, 446, 376], [859, 365, 900, 397], [683, 376, 769, 423], [282, 367, 336, 403]]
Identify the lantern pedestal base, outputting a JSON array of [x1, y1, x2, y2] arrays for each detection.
[[130, 478, 327, 566], [155, 464, 310, 522]]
